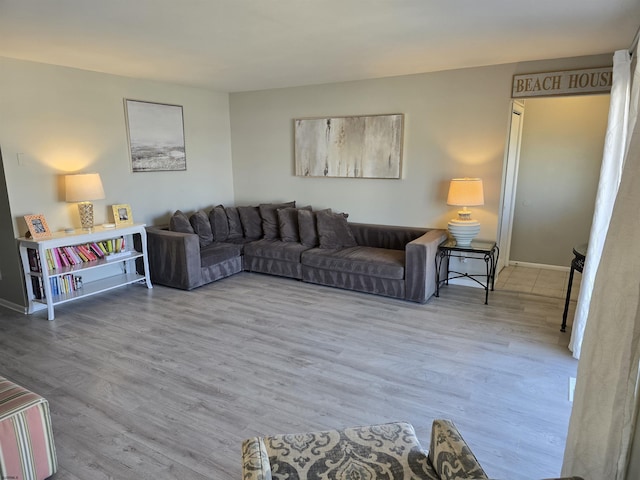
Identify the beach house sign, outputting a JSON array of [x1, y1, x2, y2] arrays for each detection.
[[512, 67, 612, 98]]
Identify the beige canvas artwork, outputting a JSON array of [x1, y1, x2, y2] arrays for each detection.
[[294, 114, 403, 178]]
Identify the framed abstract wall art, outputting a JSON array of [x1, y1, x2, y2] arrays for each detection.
[[294, 113, 403, 179]]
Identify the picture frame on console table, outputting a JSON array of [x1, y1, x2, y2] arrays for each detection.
[[24, 214, 51, 239], [124, 99, 186, 173], [112, 204, 133, 227]]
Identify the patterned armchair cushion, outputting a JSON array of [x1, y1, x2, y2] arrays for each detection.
[[429, 419, 487, 480], [243, 422, 441, 480]]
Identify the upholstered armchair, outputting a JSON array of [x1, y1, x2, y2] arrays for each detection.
[[242, 419, 486, 480], [242, 419, 585, 480]]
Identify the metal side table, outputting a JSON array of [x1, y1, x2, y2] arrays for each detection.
[[435, 239, 499, 305], [561, 243, 587, 332]]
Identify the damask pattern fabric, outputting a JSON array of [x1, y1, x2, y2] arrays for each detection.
[[243, 422, 441, 480]]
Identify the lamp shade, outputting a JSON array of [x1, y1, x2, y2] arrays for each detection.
[[447, 178, 484, 207], [65, 173, 105, 202]]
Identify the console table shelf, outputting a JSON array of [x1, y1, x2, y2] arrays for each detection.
[[18, 223, 152, 320]]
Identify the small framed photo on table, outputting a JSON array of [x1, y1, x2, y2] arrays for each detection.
[[112, 204, 133, 227], [24, 214, 51, 239]]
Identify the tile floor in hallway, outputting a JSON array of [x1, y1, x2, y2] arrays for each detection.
[[496, 265, 582, 301]]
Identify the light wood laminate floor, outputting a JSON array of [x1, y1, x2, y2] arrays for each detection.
[[0, 273, 576, 480]]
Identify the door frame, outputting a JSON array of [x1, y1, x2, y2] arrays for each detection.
[[497, 100, 525, 273]]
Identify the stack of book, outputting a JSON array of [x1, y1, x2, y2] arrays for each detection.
[[49, 274, 83, 296], [44, 237, 126, 271]]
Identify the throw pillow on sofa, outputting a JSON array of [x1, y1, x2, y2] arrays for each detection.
[[189, 210, 213, 247], [238, 206, 263, 240], [169, 210, 195, 234], [225, 206, 244, 240], [259, 201, 296, 239], [316, 210, 357, 249], [209, 205, 229, 242], [298, 208, 330, 248], [278, 206, 312, 242]]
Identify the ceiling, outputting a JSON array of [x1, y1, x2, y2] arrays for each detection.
[[1, 0, 639, 93]]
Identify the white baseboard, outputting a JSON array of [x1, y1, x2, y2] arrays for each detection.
[[508, 260, 570, 272], [0, 298, 28, 314]]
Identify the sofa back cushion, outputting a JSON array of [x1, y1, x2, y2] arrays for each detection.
[[316, 210, 357, 249], [225, 206, 244, 240], [278, 206, 312, 242], [298, 208, 332, 247], [169, 210, 195, 234], [209, 205, 229, 242], [189, 210, 214, 247], [259, 201, 296, 239], [238, 206, 263, 240]]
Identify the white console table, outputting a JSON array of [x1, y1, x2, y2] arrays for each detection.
[[18, 223, 152, 320]]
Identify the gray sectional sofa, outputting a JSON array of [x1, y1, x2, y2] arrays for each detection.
[[145, 202, 447, 303]]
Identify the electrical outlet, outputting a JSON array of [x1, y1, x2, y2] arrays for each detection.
[[569, 376, 576, 402], [17, 152, 25, 165]]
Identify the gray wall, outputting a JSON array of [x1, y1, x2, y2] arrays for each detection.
[[510, 95, 610, 267], [0, 56, 235, 308], [229, 55, 612, 249], [0, 150, 26, 309]]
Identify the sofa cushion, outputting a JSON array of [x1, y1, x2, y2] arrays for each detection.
[[302, 246, 405, 279], [200, 242, 243, 268], [298, 208, 327, 248], [278, 206, 312, 242], [169, 210, 195, 234], [316, 210, 357, 249], [238, 206, 263, 240], [259, 201, 296, 240], [209, 205, 229, 242], [225, 206, 244, 240], [189, 210, 213, 247], [244, 239, 312, 263]]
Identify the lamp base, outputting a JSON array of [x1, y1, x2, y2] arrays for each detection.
[[448, 218, 480, 247], [77, 202, 95, 230]]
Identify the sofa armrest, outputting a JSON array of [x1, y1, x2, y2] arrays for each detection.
[[429, 419, 488, 480], [405, 229, 447, 303], [146, 226, 203, 290], [242, 437, 272, 480]]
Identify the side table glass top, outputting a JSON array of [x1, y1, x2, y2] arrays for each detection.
[[439, 239, 496, 252]]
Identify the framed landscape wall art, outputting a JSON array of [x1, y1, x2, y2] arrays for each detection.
[[294, 113, 403, 179], [124, 99, 186, 172]]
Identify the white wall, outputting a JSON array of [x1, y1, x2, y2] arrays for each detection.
[[229, 55, 613, 244], [0, 56, 235, 307], [511, 95, 610, 266], [0, 57, 235, 234]]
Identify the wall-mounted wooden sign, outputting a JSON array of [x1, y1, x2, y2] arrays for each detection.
[[512, 67, 612, 98]]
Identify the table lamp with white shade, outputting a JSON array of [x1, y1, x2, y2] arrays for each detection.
[[65, 173, 105, 230], [447, 177, 484, 247]]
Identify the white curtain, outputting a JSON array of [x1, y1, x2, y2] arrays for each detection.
[[562, 52, 640, 479], [569, 50, 632, 358]]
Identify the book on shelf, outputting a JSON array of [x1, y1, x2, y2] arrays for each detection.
[[49, 274, 83, 295], [27, 248, 42, 272], [31, 276, 45, 299], [45, 236, 126, 271]]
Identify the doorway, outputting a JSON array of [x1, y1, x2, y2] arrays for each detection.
[[497, 94, 610, 275]]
